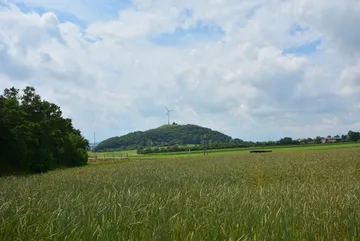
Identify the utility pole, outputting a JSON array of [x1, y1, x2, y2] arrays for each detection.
[[94, 132, 96, 159], [203, 134, 207, 156]]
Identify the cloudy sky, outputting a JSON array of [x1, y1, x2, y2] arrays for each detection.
[[1, 0, 359, 142]]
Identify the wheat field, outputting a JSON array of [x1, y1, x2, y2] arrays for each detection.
[[1, 149, 360, 240]]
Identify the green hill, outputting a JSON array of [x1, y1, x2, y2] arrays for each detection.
[[94, 124, 233, 151]]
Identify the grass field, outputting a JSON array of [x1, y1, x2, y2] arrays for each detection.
[[1, 148, 360, 240], [88, 149, 138, 158], [89, 142, 360, 160]]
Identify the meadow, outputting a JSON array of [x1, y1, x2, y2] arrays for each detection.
[[89, 142, 360, 160], [88, 149, 138, 158], [1, 148, 360, 240]]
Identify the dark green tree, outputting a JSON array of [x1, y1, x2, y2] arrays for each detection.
[[347, 131, 360, 142], [0, 86, 89, 175], [278, 137, 293, 145]]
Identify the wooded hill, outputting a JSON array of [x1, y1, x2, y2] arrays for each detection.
[[94, 124, 233, 151]]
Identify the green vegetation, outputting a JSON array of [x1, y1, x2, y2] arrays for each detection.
[[136, 139, 360, 155], [0, 87, 89, 175], [88, 149, 138, 158], [89, 142, 360, 160], [94, 122, 360, 155], [1, 148, 360, 240], [95, 123, 233, 151], [347, 131, 360, 142]]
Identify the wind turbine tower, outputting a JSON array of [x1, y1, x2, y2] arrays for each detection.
[[165, 107, 173, 125]]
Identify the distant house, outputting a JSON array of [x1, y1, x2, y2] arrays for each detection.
[[321, 137, 342, 144]]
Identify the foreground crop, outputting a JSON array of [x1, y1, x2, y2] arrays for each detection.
[[1, 149, 360, 240]]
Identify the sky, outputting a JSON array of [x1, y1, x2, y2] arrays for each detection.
[[0, 0, 360, 142]]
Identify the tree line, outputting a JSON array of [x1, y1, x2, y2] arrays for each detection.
[[0, 87, 89, 175], [136, 131, 360, 155]]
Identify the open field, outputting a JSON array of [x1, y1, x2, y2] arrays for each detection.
[[1, 148, 360, 240], [88, 149, 138, 158], [89, 142, 360, 160]]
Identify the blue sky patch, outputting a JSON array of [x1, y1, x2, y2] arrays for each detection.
[[149, 21, 225, 46], [282, 40, 321, 55], [12, 2, 88, 28], [183, 8, 193, 17], [290, 24, 310, 36], [82, 35, 102, 43], [85, 0, 132, 21], [9, 0, 133, 25]]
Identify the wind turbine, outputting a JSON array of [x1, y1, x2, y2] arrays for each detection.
[[165, 106, 173, 125]]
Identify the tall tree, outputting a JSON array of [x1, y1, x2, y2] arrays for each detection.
[[0, 86, 89, 175], [347, 131, 360, 142]]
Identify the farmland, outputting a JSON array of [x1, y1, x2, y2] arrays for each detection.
[[1, 148, 360, 240], [89, 142, 360, 160]]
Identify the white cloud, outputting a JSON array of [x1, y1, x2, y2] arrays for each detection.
[[0, 0, 360, 142], [88, 7, 184, 38], [339, 61, 360, 96], [294, 0, 360, 57]]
